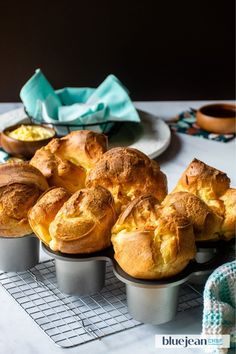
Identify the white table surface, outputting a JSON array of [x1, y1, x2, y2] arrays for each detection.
[[0, 101, 235, 354]]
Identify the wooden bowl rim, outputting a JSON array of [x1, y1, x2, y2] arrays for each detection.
[[197, 103, 236, 119]]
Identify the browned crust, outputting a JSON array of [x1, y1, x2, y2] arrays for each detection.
[[0, 163, 49, 237], [30, 130, 107, 192], [0, 184, 41, 237], [162, 192, 223, 241], [173, 158, 230, 199], [112, 194, 161, 234], [112, 231, 156, 278], [112, 206, 196, 279], [0, 162, 49, 191], [48, 186, 117, 253], [117, 194, 159, 224], [28, 187, 71, 244], [220, 188, 236, 239], [55, 130, 108, 167], [86, 147, 167, 212], [172, 159, 235, 239]]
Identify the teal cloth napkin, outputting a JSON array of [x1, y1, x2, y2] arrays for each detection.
[[202, 261, 236, 353], [20, 69, 61, 120], [20, 69, 140, 133]]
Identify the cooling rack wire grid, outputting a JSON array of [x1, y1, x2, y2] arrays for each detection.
[[0, 260, 203, 348]]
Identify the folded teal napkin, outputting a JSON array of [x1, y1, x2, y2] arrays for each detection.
[[20, 69, 140, 133], [202, 261, 236, 353], [20, 69, 61, 120]]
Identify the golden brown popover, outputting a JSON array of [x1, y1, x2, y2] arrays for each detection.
[[173, 159, 235, 240], [112, 195, 196, 279], [0, 163, 49, 237], [28, 187, 71, 245], [86, 147, 167, 213], [29, 185, 117, 254], [162, 192, 223, 241], [30, 130, 108, 193], [173, 158, 230, 215], [220, 188, 236, 239]]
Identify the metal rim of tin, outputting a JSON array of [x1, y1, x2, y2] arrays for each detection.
[[111, 242, 231, 324], [42, 240, 231, 288], [41, 240, 232, 323], [0, 233, 37, 240], [42, 243, 113, 262], [112, 260, 192, 289], [42, 243, 112, 295]]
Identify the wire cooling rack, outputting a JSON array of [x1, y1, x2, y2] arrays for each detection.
[[0, 260, 203, 348]]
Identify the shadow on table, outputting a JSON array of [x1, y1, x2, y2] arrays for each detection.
[[156, 131, 182, 164]]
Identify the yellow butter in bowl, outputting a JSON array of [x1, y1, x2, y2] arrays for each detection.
[[7, 125, 54, 141]]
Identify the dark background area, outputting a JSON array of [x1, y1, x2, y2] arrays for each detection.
[[0, 0, 235, 101]]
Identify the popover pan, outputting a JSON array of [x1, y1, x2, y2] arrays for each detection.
[[42, 245, 113, 296], [112, 248, 229, 324], [0, 234, 40, 272], [42, 241, 230, 324], [189, 239, 234, 285]]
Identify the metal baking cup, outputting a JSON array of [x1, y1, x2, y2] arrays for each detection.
[[0, 234, 39, 272], [189, 240, 233, 285], [42, 241, 230, 324], [112, 263, 190, 325], [112, 245, 230, 325], [43, 245, 112, 296]]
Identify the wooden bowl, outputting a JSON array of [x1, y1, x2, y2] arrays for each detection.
[[196, 103, 236, 134], [1, 124, 56, 159]]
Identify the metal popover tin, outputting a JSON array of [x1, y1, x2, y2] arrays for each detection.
[[42, 241, 231, 324], [42, 244, 111, 296], [0, 234, 40, 272], [189, 240, 232, 285], [112, 246, 230, 325], [112, 262, 190, 325]]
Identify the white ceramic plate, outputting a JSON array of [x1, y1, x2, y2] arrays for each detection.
[[108, 109, 171, 159], [0, 108, 171, 161]]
